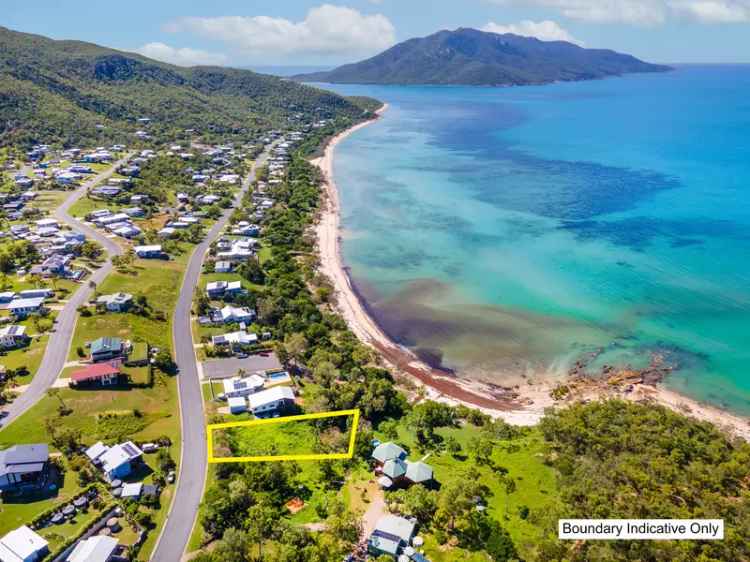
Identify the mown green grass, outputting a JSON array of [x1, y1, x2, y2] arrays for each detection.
[[67, 196, 122, 219], [0, 457, 83, 536]]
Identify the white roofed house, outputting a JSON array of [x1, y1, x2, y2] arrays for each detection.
[[367, 515, 417, 559], [95, 292, 133, 312], [247, 386, 295, 416], [211, 330, 258, 351], [86, 441, 143, 480], [222, 374, 265, 399], [7, 297, 46, 318], [0, 525, 48, 562], [219, 305, 255, 325], [66, 535, 118, 562], [0, 325, 30, 349]]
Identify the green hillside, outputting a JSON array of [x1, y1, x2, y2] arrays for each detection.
[[0, 26, 371, 147]]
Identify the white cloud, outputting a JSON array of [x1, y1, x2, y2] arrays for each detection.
[[164, 4, 396, 58], [482, 19, 584, 44], [670, 0, 750, 22], [490, 0, 750, 24], [134, 42, 228, 66]]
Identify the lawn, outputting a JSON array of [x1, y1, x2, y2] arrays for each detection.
[[67, 196, 124, 219], [0, 334, 49, 385], [0, 248, 190, 561], [30, 190, 70, 213], [216, 419, 319, 459], [0, 457, 83, 536], [0, 373, 183, 562], [69, 257, 186, 359], [370, 423, 560, 560]]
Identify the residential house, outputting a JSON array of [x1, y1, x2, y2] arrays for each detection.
[[219, 305, 254, 324], [95, 292, 133, 312], [35, 218, 58, 230], [367, 515, 417, 559], [0, 444, 49, 492], [66, 535, 118, 562], [404, 461, 434, 485], [69, 362, 122, 387], [90, 336, 126, 362], [18, 289, 53, 299], [206, 280, 243, 299], [123, 207, 145, 217], [0, 325, 30, 350], [222, 375, 265, 399], [214, 261, 233, 273], [211, 330, 258, 350], [134, 245, 166, 259], [228, 396, 247, 414], [0, 526, 48, 562], [86, 441, 143, 480], [93, 213, 129, 227], [371, 442, 407, 466], [7, 297, 45, 318], [247, 386, 295, 415]]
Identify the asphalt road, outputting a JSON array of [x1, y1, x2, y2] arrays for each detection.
[[0, 157, 128, 427], [151, 148, 270, 562]]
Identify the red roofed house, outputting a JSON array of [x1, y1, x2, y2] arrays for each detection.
[[69, 362, 122, 387]]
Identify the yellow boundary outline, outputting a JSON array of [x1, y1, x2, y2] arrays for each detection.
[[207, 409, 360, 463]]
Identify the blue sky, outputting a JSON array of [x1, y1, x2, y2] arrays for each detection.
[[3, 0, 750, 66]]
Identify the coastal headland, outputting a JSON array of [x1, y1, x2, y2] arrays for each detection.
[[312, 105, 750, 441]]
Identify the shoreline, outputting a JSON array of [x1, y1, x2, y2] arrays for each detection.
[[311, 106, 750, 440]]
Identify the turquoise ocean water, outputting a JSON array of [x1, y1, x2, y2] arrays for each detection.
[[318, 65, 750, 414]]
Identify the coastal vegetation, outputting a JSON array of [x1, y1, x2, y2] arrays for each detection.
[[191, 119, 750, 562]]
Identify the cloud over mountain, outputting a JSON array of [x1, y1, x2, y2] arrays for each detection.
[[164, 4, 396, 59]]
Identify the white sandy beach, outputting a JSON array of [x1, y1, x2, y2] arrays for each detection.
[[311, 106, 750, 440]]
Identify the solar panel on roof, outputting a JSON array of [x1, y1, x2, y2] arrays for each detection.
[[122, 443, 138, 456]]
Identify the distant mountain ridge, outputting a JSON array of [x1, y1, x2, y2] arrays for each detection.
[[293, 28, 671, 86], [0, 26, 368, 147]]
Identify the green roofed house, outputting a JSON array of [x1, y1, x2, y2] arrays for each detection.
[[383, 458, 407, 480], [372, 442, 407, 465], [90, 336, 125, 363], [405, 461, 433, 484]]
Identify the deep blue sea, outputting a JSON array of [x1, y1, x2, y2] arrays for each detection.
[[318, 65, 750, 415]]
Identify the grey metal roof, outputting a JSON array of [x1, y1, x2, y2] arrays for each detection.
[[0, 444, 49, 476]]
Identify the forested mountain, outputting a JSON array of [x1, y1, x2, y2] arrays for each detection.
[[293, 27, 670, 86], [0, 26, 370, 147]]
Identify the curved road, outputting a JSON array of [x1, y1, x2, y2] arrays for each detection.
[[0, 157, 128, 427], [151, 148, 271, 562]]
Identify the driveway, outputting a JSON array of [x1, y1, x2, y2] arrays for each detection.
[[0, 156, 129, 427], [201, 353, 283, 379], [150, 147, 272, 562]]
